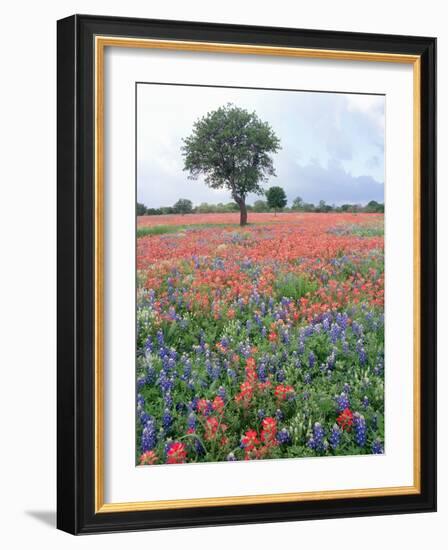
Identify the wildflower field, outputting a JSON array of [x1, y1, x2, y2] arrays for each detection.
[[136, 212, 385, 465]]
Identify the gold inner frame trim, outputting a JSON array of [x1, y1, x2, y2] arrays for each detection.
[[94, 35, 421, 513]]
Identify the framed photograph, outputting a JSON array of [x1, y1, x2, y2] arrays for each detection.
[[57, 14, 436, 534]]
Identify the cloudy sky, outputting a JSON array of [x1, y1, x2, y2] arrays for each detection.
[[137, 83, 384, 208]]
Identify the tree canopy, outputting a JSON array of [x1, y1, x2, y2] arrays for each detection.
[[266, 186, 287, 214], [173, 198, 193, 215], [181, 103, 280, 225]]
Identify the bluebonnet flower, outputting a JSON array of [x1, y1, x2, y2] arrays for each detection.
[[205, 359, 213, 378], [352, 321, 363, 338], [336, 312, 349, 329], [137, 407, 150, 426], [304, 325, 314, 338], [186, 413, 196, 432], [194, 438, 206, 456], [211, 365, 221, 381], [258, 408, 266, 419], [357, 341, 367, 365], [343, 383, 351, 394], [146, 365, 156, 385], [298, 340, 305, 355], [136, 375, 146, 391], [362, 396, 369, 408], [304, 372, 312, 385], [162, 409, 173, 434], [226, 452, 237, 461], [257, 362, 268, 382], [327, 351, 336, 370], [156, 330, 164, 346], [190, 397, 199, 412], [275, 408, 284, 421], [220, 336, 229, 349], [277, 369, 286, 383], [308, 351, 316, 368], [158, 372, 174, 394], [329, 424, 342, 450], [163, 392, 173, 409], [372, 438, 384, 454], [353, 413, 367, 447], [374, 357, 384, 376], [141, 417, 157, 452], [277, 428, 292, 445], [329, 323, 341, 343], [217, 386, 227, 402], [227, 368, 237, 381], [181, 358, 192, 381], [336, 392, 350, 412], [307, 422, 326, 453], [145, 336, 153, 353]]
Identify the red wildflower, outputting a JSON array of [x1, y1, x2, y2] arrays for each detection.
[[139, 450, 158, 465], [197, 398, 210, 415], [205, 417, 219, 440], [241, 429, 260, 451], [212, 395, 225, 414], [274, 384, 295, 401], [166, 442, 187, 464], [337, 408, 354, 431], [246, 357, 256, 369], [235, 381, 254, 407], [261, 417, 278, 447]]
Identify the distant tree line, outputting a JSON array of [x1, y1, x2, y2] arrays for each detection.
[[137, 193, 384, 216]]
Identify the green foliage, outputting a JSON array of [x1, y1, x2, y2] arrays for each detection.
[[137, 202, 147, 216], [274, 273, 318, 300], [364, 200, 385, 213], [292, 196, 304, 210], [173, 198, 193, 215], [252, 199, 269, 212], [266, 186, 287, 213], [137, 223, 235, 238]]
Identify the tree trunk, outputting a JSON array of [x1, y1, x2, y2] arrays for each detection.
[[238, 200, 248, 226]]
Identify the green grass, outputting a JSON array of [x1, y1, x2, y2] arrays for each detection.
[[331, 223, 384, 238], [274, 273, 318, 301], [137, 223, 243, 238]]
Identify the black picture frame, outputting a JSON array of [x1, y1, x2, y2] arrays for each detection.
[[57, 14, 436, 535]]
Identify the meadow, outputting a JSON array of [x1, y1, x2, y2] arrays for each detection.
[[136, 212, 385, 465]]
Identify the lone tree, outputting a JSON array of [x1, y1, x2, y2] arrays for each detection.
[[182, 103, 280, 226], [173, 198, 193, 215], [266, 186, 287, 215]]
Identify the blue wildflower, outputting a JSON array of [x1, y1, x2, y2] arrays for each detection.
[[307, 422, 326, 453], [336, 392, 350, 412], [329, 424, 342, 450], [372, 438, 384, 454], [353, 413, 367, 447], [141, 417, 157, 452], [277, 428, 292, 445], [162, 409, 173, 434]]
